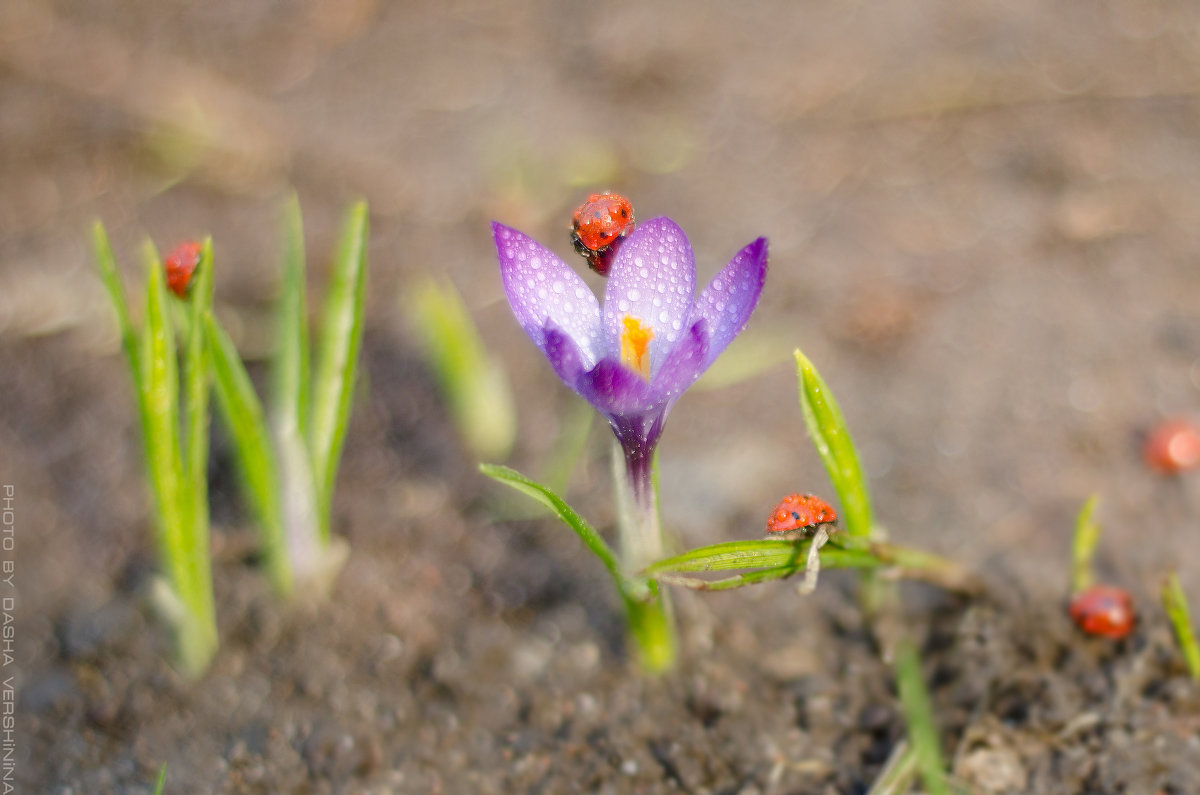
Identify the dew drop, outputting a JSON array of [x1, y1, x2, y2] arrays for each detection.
[[538, 288, 548, 299], [618, 299, 630, 312], [553, 280, 565, 294], [530, 256, 541, 269]]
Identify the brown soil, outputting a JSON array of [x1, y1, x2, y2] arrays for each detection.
[[7, 0, 1200, 792]]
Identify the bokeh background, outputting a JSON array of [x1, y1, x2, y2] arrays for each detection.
[[5, 0, 1200, 790]]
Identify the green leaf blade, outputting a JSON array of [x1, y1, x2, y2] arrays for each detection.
[[1163, 571, 1200, 681], [309, 201, 369, 544], [408, 277, 516, 460], [795, 350, 873, 538], [1071, 495, 1100, 594], [480, 463, 645, 600], [205, 312, 290, 594], [92, 221, 140, 378], [274, 193, 311, 439]]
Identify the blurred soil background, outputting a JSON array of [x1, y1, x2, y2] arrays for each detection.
[[4, 0, 1200, 792]]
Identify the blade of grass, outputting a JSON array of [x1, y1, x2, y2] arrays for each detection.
[[153, 764, 167, 795], [274, 193, 311, 441], [180, 239, 216, 640], [408, 276, 516, 460], [205, 313, 290, 594], [1071, 495, 1100, 595], [865, 741, 919, 795], [480, 463, 648, 601], [92, 221, 140, 376], [795, 349, 873, 538], [141, 243, 215, 676], [1162, 571, 1200, 681], [309, 200, 368, 544], [895, 639, 950, 795]]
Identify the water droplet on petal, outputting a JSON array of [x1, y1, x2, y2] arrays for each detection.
[[538, 288, 548, 299], [553, 280, 565, 294], [618, 299, 630, 312], [628, 288, 640, 300], [530, 257, 541, 269]]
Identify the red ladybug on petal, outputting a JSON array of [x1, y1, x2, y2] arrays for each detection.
[[164, 241, 202, 299], [570, 192, 634, 276], [766, 493, 838, 538], [1069, 585, 1135, 639], [765, 493, 839, 596]]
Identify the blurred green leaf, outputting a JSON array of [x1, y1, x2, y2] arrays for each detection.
[[181, 239, 215, 627], [1163, 571, 1200, 681], [795, 349, 873, 538], [92, 222, 140, 378], [895, 640, 950, 795], [309, 200, 369, 544], [1071, 495, 1100, 594], [139, 241, 216, 677], [274, 194, 311, 439], [409, 277, 516, 460], [205, 313, 290, 595]]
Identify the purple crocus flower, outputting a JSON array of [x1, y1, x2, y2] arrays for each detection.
[[493, 216, 768, 495]]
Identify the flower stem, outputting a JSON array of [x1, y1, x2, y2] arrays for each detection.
[[611, 440, 676, 673]]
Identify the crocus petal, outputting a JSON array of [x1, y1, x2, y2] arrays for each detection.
[[577, 357, 656, 416], [493, 222, 601, 366], [601, 217, 696, 371], [541, 323, 588, 391], [694, 237, 768, 369], [650, 318, 709, 401]]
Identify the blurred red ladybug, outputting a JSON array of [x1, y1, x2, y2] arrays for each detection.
[[1143, 418, 1200, 474], [570, 192, 634, 276], [164, 240, 202, 299], [766, 493, 838, 538], [765, 493, 839, 595], [1069, 584, 1135, 639]]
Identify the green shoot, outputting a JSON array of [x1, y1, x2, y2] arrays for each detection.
[[1070, 495, 1100, 595], [894, 639, 950, 795], [794, 349, 873, 538], [1162, 571, 1200, 681], [205, 315, 288, 594], [865, 742, 919, 795], [94, 228, 218, 678], [153, 764, 167, 795], [309, 200, 369, 546], [408, 277, 516, 460], [206, 197, 368, 595]]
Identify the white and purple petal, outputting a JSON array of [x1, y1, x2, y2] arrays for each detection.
[[693, 237, 768, 369], [493, 222, 602, 366], [650, 319, 709, 403], [601, 217, 696, 372]]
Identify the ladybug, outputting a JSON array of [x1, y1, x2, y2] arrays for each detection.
[[765, 493, 839, 596], [164, 240, 202, 299], [1143, 418, 1200, 474], [570, 192, 634, 276], [766, 493, 838, 539], [1069, 585, 1135, 639]]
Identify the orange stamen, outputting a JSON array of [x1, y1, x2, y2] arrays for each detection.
[[620, 316, 654, 379]]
